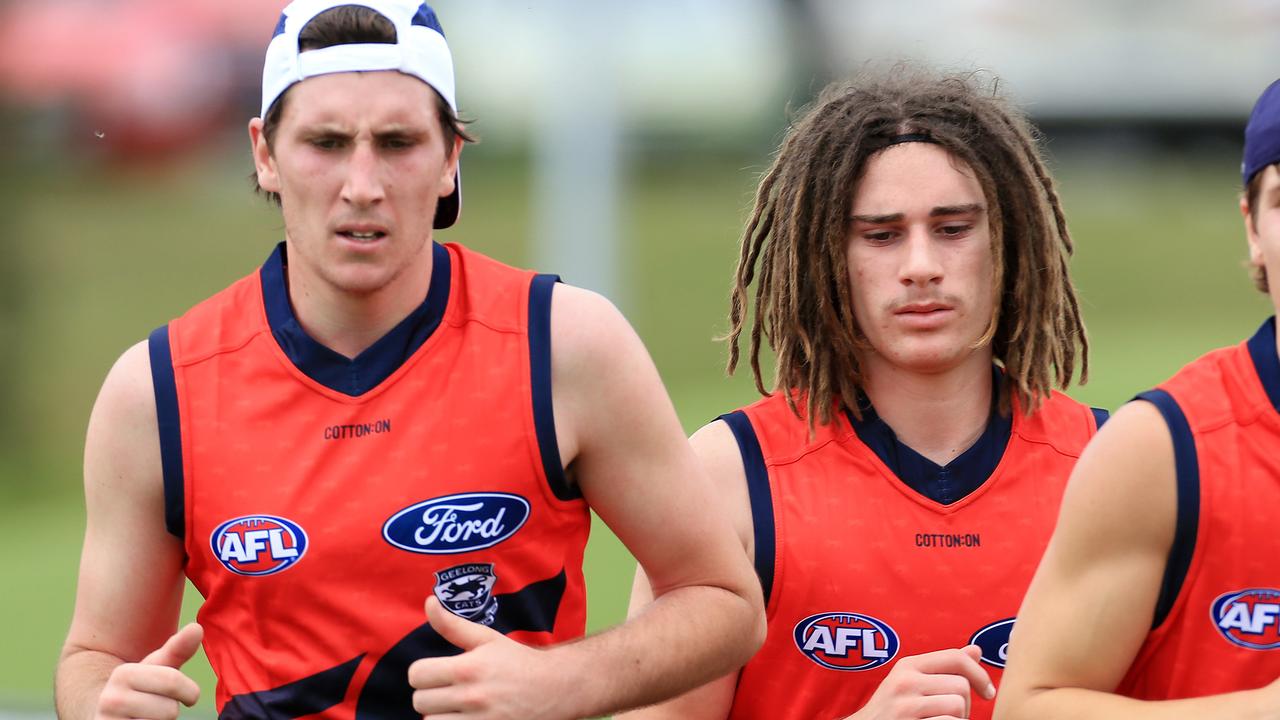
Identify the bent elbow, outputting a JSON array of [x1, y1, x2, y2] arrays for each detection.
[[731, 588, 766, 666], [991, 694, 1022, 720], [711, 579, 767, 669], [747, 603, 767, 656], [991, 684, 1047, 720]]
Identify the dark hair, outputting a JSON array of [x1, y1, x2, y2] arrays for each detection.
[[727, 67, 1088, 428], [253, 5, 476, 205], [1246, 165, 1274, 293]]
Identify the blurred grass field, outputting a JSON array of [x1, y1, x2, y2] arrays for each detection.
[[0, 138, 1271, 710]]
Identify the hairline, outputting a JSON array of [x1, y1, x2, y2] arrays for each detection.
[[262, 72, 454, 151], [1248, 162, 1280, 219], [724, 69, 1086, 428]]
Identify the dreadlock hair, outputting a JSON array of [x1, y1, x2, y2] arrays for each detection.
[[726, 67, 1088, 429]]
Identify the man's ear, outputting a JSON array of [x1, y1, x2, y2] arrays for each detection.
[[249, 117, 280, 194], [1243, 195, 1264, 268], [439, 135, 464, 198]]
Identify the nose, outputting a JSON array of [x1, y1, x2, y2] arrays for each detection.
[[341, 141, 385, 207], [900, 226, 943, 287]]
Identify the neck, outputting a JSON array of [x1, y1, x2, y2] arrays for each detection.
[[285, 245, 435, 360], [859, 349, 995, 466]]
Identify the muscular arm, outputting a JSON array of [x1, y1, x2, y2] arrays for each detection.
[[545, 285, 765, 717], [407, 286, 764, 719], [994, 401, 1279, 720], [56, 341, 199, 720], [618, 416, 994, 720], [617, 420, 755, 720]]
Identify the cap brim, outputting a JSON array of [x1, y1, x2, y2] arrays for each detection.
[[433, 165, 460, 229]]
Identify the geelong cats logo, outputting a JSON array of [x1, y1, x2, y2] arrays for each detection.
[[383, 492, 530, 554], [434, 563, 499, 625]]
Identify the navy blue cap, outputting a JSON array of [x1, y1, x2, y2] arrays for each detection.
[[1244, 79, 1280, 186]]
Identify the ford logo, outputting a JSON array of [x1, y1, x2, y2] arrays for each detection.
[[383, 492, 530, 554], [969, 617, 1015, 668]]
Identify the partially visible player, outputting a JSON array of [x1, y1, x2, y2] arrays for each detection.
[[54, 2, 763, 719], [995, 79, 1280, 719], [623, 68, 1103, 720]]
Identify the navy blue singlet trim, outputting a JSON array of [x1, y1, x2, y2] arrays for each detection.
[[148, 325, 185, 539], [719, 411, 775, 607], [845, 366, 1012, 505], [528, 274, 577, 501], [1246, 317, 1280, 413], [1091, 407, 1111, 431], [1134, 389, 1200, 630], [260, 242, 451, 396]]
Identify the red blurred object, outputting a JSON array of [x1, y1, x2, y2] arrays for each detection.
[[0, 0, 281, 161]]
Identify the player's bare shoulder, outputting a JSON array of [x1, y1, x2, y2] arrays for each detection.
[[85, 339, 163, 494], [546, 283, 659, 459], [1075, 400, 1174, 492], [546, 282, 637, 372], [689, 420, 747, 486], [1056, 398, 1177, 553], [689, 420, 754, 558], [98, 339, 156, 404]]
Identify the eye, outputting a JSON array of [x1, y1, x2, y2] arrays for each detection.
[[309, 137, 344, 150], [380, 135, 420, 150], [936, 223, 973, 238], [861, 229, 898, 245]]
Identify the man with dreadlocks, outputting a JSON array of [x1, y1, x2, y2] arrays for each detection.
[[994, 79, 1280, 719], [622, 68, 1103, 720]]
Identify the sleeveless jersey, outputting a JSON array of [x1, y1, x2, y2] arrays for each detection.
[[723, 389, 1100, 720], [148, 242, 590, 719], [1117, 317, 1280, 698]]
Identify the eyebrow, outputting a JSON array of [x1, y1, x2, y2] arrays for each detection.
[[299, 124, 429, 138], [849, 203, 987, 224]]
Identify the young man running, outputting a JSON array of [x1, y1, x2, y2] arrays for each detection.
[[55, 2, 763, 718], [627, 68, 1102, 720]]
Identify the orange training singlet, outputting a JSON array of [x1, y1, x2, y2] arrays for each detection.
[[722, 388, 1100, 720], [148, 242, 590, 719], [1118, 317, 1280, 698]]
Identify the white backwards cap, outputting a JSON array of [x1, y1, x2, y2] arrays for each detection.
[[261, 0, 461, 228]]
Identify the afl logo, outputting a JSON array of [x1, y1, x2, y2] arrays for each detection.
[[969, 618, 1015, 668], [793, 612, 899, 671], [210, 515, 307, 576], [1212, 588, 1280, 650], [383, 492, 530, 554]]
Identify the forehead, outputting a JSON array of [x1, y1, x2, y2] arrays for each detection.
[[851, 143, 984, 212], [278, 70, 440, 128], [1259, 164, 1280, 194]]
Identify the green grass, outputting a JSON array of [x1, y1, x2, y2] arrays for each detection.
[[1, 142, 1271, 709]]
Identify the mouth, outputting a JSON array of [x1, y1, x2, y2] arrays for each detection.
[[892, 302, 955, 329], [336, 227, 388, 245], [894, 302, 952, 315]]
